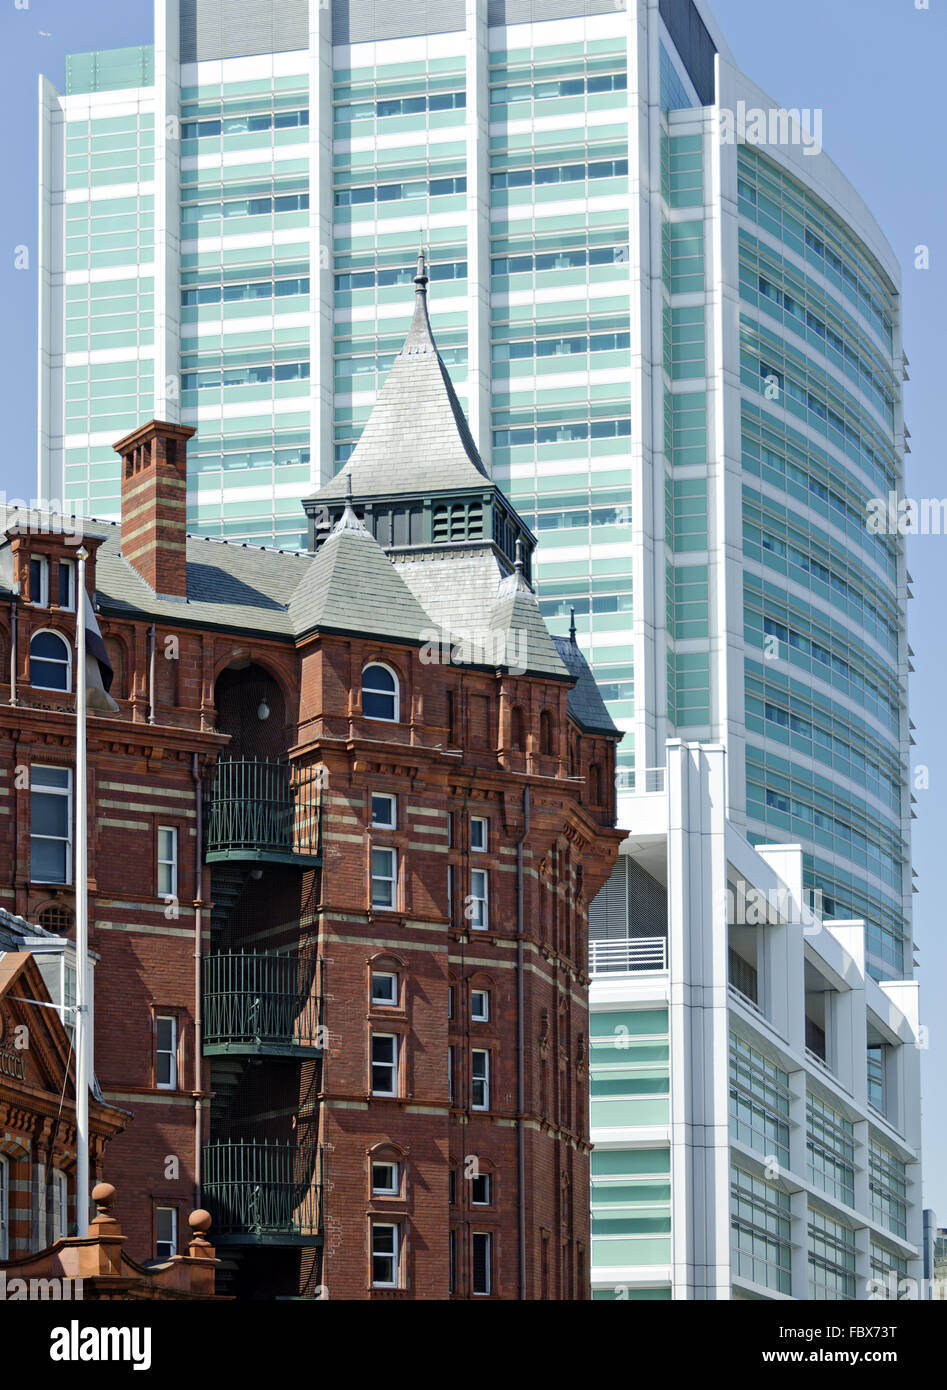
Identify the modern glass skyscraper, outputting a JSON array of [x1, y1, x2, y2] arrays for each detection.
[[37, 0, 917, 1299]]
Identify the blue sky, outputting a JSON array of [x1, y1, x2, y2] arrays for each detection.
[[1, 0, 944, 1216]]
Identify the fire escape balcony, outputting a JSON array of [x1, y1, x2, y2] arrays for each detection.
[[201, 1138, 323, 1247], [202, 949, 323, 1058], [204, 758, 322, 866]]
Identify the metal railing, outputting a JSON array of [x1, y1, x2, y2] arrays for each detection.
[[204, 757, 322, 862], [616, 767, 666, 794], [202, 1139, 322, 1243], [203, 949, 322, 1055], [589, 936, 667, 974]]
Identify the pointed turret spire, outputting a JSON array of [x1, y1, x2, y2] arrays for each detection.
[[569, 607, 577, 644], [305, 255, 490, 502]]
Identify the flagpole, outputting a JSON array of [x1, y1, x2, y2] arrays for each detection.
[[75, 546, 90, 1236]]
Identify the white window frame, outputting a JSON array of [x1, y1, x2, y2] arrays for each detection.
[[361, 662, 400, 723], [30, 766, 73, 886], [57, 559, 75, 612], [371, 1032, 399, 1096], [470, 868, 489, 930], [0, 1154, 8, 1259], [29, 554, 49, 607], [51, 1168, 68, 1241], [371, 846, 398, 910], [470, 816, 488, 852], [371, 971, 398, 1007], [29, 629, 72, 693], [371, 1161, 400, 1196], [472, 1231, 492, 1295], [371, 792, 397, 829], [156, 1014, 178, 1090], [471, 989, 489, 1022], [155, 1205, 178, 1258], [371, 1222, 400, 1288], [471, 1172, 492, 1206], [472, 1048, 490, 1111], [157, 826, 178, 900]]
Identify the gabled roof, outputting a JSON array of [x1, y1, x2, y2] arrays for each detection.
[[312, 255, 490, 502], [288, 503, 432, 642]]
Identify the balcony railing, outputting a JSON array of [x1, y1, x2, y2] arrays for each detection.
[[202, 1138, 322, 1246], [202, 949, 322, 1057], [589, 936, 667, 974], [616, 767, 666, 794], [204, 758, 322, 864]]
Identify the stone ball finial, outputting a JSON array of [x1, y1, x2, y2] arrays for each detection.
[[92, 1182, 116, 1214], [188, 1209, 212, 1234]]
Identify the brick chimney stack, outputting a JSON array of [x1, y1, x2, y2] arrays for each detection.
[[114, 419, 195, 597]]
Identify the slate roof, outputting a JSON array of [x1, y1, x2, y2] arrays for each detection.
[[310, 258, 490, 503], [552, 633, 622, 737], [287, 504, 432, 642]]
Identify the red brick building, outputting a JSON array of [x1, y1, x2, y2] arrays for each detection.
[[0, 266, 623, 1298]]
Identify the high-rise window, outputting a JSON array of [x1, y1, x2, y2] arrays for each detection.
[[29, 555, 49, 607], [371, 971, 397, 1006], [472, 1049, 490, 1110], [372, 1223, 399, 1287], [58, 559, 75, 611], [371, 848, 398, 910], [371, 1161, 400, 1196], [30, 767, 72, 884], [156, 1206, 177, 1258], [472, 1232, 492, 1295], [371, 793, 396, 828], [156, 1015, 177, 1090], [470, 869, 489, 930], [29, 632, 71, 692], [372, 1034, 398, 1096], [157, 826, 177, 899]]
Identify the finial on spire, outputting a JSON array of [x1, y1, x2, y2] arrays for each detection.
[[514, 537, 524, 576], [569, 606, 577, 643], [345, 474, 354, 507], [415, 243, 429, 290]]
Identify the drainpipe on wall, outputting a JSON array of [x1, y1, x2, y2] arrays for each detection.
[[515, 784, 530, 1300], [147, 624, 156, 724], [192, 752, 203, 1207], [9, 600, 17, 705]]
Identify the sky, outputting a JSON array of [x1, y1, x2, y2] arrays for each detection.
[[0, 0, 944, 1218]]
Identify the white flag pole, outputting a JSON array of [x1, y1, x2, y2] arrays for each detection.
[[75, 547, 90, 1236]]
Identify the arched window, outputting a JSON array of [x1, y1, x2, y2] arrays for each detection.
[[30, 630, 71, 691], [539, 710, 553, 756], [588, 763, 602, 804], [510, 705, 525, 751], [362, 663, 400, 722]]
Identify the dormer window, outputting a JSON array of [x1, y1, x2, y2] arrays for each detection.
[[30, 631, 71, 692], [29, 555, 49, 607], [362, 663, 400, 722]]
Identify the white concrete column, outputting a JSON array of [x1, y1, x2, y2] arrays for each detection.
[[667, 740, 731, 1298]]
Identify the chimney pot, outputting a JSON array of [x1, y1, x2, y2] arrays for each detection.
[[114, 419, 195, 597]]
